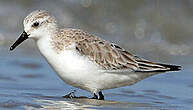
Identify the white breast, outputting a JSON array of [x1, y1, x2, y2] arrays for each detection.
[[36, 37, 102, 92], [36, 37, 142, 93]]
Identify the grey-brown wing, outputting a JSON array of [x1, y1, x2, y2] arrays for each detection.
[[76, 39, 138, 71], [72, 29, 181, 72], [76, 40, 181, 72]]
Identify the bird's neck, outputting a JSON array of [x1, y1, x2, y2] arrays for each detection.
[[36, 33, 58, 62], [36, 26, 59, 53]]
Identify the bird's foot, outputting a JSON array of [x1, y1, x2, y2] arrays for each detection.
[[99, 91, 104, 100], [63, 90, 77, 98], [63, 90, 88, 99], [90, 93, 98, 99], [63, 90, 104, 100], [90, 91, 104, 100]]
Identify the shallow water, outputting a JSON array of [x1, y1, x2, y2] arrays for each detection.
[[0, 50, 192, 110]]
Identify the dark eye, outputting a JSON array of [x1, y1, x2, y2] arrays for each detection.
[[32, 22, 39, 27]]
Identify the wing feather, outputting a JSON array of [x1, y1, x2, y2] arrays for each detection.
[[76, 39, 138, 71], [59, 29, 181, 72]]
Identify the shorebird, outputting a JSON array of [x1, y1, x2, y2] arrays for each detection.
[[10, 10, 181, 100]]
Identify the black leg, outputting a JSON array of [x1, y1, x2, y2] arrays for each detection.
[[98, 91, 104, 100], [63, 90, 77, 98], [90, 93, 98, 99]]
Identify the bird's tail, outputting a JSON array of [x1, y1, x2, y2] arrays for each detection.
[[157, 63, 181, 72], [135, 58, 182, 72]]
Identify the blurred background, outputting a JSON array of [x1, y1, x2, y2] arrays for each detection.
[[1, 0, 193, 61], [0, 0, 193, 109]]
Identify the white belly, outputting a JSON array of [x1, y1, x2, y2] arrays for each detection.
[[48, 50, 101, 92], [37, 39, 142, 93], [44, 49, 142, 93]]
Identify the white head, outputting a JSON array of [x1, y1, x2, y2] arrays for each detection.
[[10, 10, 58, 51], [24, 10, 57, 39]]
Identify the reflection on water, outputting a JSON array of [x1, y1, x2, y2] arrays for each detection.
[[31, 98, 151, 110]]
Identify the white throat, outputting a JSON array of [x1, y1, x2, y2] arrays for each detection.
[[36, 34, 56, 63]]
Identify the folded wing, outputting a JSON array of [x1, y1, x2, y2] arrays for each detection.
[[74, 30, 181, 73]]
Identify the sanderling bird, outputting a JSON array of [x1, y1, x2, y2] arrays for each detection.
[[10, 10, 181, 100]]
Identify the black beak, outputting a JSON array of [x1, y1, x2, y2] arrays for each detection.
[[10, 31, 29, 51]]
